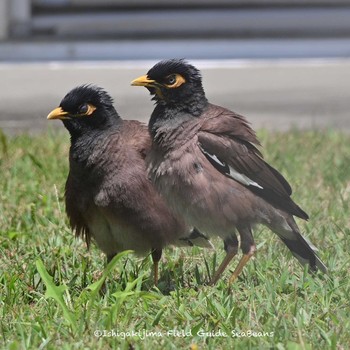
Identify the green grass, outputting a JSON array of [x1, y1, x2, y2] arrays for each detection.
[[0, 128, 349, 350]]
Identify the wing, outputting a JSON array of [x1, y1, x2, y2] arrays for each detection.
[[198, 104, 308, 220]]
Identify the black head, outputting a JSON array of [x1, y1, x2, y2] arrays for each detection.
[[47, 85, 120, 136], [131, 59, 207, 114]]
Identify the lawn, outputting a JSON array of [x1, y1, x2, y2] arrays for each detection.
[[0, 128, 349, 350]]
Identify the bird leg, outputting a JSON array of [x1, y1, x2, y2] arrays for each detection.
[[228, 247, 256, 284], [209, 250, 236, 286], [209, 235, 238, 285], [151, 249, 162, 285], [98, 253, 117, 295], [228, 227, 256, 284]]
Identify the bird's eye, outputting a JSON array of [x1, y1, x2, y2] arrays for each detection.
[[163, 74, 186, 88], [78, 104, 89, 114], [165, 75, 177, 85]]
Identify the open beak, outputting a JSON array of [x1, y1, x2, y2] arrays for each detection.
[[131, 75, 156, 87], [47, 107, 69, 120]]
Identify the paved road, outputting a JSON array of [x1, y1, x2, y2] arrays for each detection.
[[1, 59, 349, 134]]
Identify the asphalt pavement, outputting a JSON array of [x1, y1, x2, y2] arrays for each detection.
[[1, 58, 349, 134]]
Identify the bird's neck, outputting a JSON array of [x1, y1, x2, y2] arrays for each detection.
[[67, 116, 122, 165], [149, 93, 208, 139], [156, 88, 208, 115]]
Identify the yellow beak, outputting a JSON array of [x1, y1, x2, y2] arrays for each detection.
[[131, 75, 156, 87], [47, 107, 69, 120]]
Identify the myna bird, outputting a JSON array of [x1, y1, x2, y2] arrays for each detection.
[[47, 84, 212, 285], [131, 59, 327, 285]]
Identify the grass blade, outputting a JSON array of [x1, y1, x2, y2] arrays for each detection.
[[36, 259, 77, 332], [86, 250, 133, 299]]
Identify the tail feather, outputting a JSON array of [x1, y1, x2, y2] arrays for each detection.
[[273, 217, 327, 274], [279, 234, 328, 274]]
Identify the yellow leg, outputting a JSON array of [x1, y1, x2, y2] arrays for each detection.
[[209, 250, 237, 285], [151, 249, 162, 286], [153, 261, 159, 286], [228, 247, 256, 284]]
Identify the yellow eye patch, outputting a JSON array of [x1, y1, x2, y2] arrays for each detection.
[[164, 74, 186, 88], [81, 103, 96, 116]]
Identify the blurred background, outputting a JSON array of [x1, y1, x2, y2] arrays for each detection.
[[1, 0, 350, 134]]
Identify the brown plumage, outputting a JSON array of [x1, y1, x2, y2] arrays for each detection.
[[132, 59, 327, 284], [47, 84, 212, 284]]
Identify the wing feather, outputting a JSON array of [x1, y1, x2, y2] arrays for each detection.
[[198, 104, 308, 219]]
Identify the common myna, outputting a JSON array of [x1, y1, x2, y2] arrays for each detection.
[[47, 84, 212, 285], [132, 59, 327, 284]]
